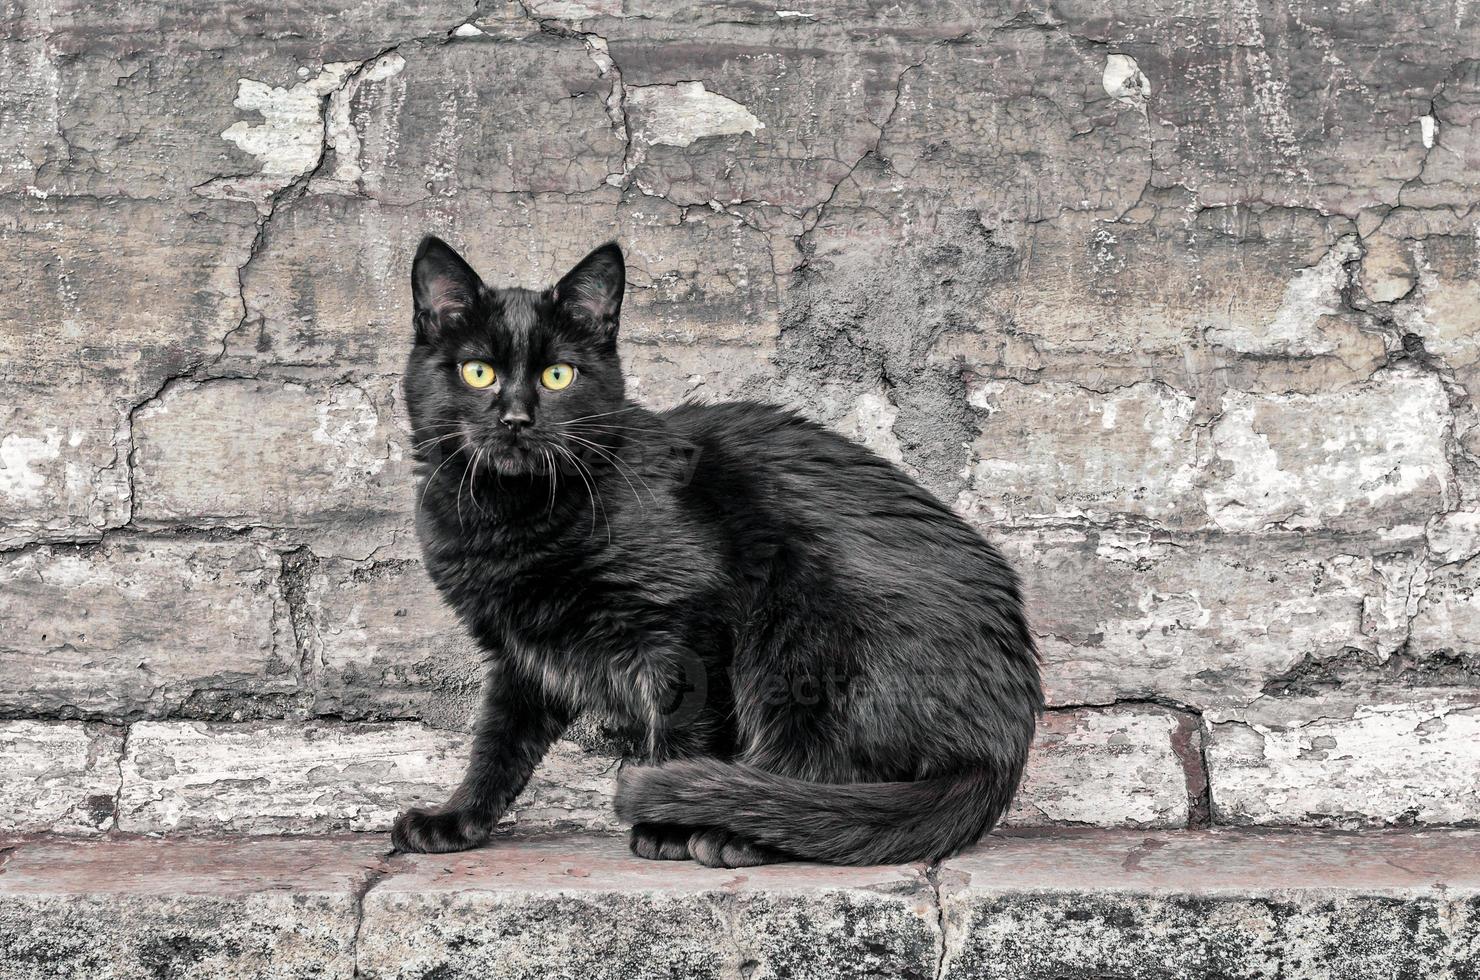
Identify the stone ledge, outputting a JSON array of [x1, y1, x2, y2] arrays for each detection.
[[0, 829, 1475, 980]]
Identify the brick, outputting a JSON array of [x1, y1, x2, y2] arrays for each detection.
[[1410, 552, 1480, 661], [876, 32, 1149, 223], [1427, 510, 1480, 566], [357, 835, 940, 980], [958, 379, 1205, 527], [301, 557, 481, 728], [0, 197, 254, 546], [130, 379, 411, 556], [348, 34, 623, 205], [997, 527, 1391, 709], [116, 721, 620, 834], [1007, 706, 1195, 830], [1204, 369, 1452, 533], [0, 540, 291, 719], [117, 720, 466, 834], [0, 721, 121, 834], [0, 388, 128, 549], [610, 22, 918, 211], [0, 836, 383, 980], [1206, 697, 1480, 826], [938, 829, 1480, 980]]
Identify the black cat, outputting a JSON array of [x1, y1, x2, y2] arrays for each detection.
[[391, 237, 1042, 867]]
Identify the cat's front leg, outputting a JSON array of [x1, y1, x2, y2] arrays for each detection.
[[392, 660, 572, 854]]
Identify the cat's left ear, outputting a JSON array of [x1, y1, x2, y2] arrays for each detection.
[[411, 235, 483, 341], [554, 241, 625, 339]]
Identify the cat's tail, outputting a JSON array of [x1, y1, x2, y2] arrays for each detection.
[[612, 759, 1020, 865]]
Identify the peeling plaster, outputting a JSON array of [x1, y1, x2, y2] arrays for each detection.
[[1205, 237, 1362, 355], [626, 82, 764, 148], [1102, 54, 1150, 108], [218, 64, 360, 196], [0, 430, 62, 505], [324, 54, 407, 186]]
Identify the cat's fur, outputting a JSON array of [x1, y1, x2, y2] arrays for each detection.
[[391, 237, 1043, 867]]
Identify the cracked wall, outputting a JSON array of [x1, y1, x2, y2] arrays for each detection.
[[1, 0, 1478, 836]]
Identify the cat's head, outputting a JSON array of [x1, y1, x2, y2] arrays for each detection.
[[404, 237, 627, 476]]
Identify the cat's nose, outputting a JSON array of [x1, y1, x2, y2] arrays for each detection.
[[499, 408, 531, 433]]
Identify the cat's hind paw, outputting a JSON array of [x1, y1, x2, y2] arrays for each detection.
[[629, 822, 693, 860], [687, 827, 789, 868], [390, 807, 491, 854]]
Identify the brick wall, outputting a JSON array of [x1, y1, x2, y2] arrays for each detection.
[[1, 0, 1476, 836]]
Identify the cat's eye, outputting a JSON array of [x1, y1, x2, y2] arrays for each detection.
[[460, 361, 496, 389], [541, 363, 575, 390]]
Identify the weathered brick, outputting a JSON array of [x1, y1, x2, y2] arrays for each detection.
[[348, 34, 623, 205], [109, 707, 1192, 835], [116, 721, 620, 834], [1204, 369, 1453, 533], [1007, 706, 1196, 830], [0, 388, 128, 549], [301, 556, 480, 728], [610, 22, 918, 211], [0, 540, 291, 719], [0, 721, 121, 834], [117, 720, 465, 834], [130, 378, 411, 556], [0, 197, 254, 546], [938, 829, 1480, 980], [1206, 697, 1480, 826], [997, 527, 1396, 709], [1410, 552, 1480, 661], [1427, 510, 1480, 566], [0, 836, 381, 980], [958, 379, 1205, 528], [876, 32, 1149, 224], [357, 835, 940, 980]]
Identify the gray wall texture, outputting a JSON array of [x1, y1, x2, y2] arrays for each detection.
[[0, 0, 1477, 837]]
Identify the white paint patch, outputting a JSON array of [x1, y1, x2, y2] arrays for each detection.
[[313, 387, 391, 490], [776, 9, 816, 18], [1204, 371, 1451, 532], [1427, 510, 1480, 565], [0, 430, 61, 505], [1420, 113, 1437, 148], [324, 53, 406, 186], [849, 390, 905, 465], [525, 0, 622, 16], [220, 63, 357, 184], [1205, 236, 1361, 355], [1102, 54, 1150, 107], [627, 81, 764, 148], [452, 23, 484, 37]]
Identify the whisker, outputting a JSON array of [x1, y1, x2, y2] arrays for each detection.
[[559, 423, 657, 433], [455, 447, 477, 530], [558, 406, 645, 425], [563, 434, 657, 506], [417, 445, 464, 514], [411, 432, 463, 452], [555, 443, 611, 544], [469, 447, 487, 515], [543, 448, 557, 517]]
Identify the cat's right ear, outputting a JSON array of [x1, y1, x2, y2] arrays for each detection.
[[411, 236, 483, 342]]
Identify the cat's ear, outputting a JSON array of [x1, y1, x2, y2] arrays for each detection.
[[411, 236, 483, 341], [554, 241, 625, 338]]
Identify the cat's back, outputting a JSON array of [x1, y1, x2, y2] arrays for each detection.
[[659, 399, 993, 568]]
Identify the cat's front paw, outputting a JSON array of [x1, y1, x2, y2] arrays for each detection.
[[390, 807, 491, 854]]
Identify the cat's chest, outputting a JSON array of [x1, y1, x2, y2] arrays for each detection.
[[427, 546, 645, 713]]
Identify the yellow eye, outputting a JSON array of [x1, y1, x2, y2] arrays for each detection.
[[541, 363, 575, 390], [460, 361, 496, 389]]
